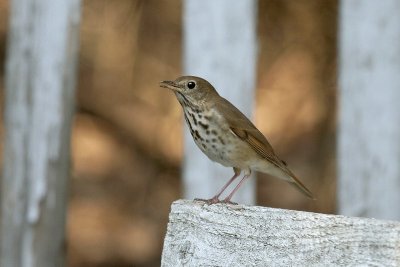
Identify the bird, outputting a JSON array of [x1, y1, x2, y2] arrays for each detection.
[[160, 76, 314, 204]]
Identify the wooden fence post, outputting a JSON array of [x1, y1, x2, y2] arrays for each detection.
[[162, 200, 400, 266], [183, 0, 258, 205], [1, 0, 81, 266], [338, 1, 400, 220]]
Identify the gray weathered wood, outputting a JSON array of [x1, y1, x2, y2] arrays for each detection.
[[183, 0, 258, 205], [162, 200, 400, 266], [338, 1, 400, 220], [1, 0, 81, 266]]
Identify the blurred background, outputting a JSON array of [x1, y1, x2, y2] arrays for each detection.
[[0, 0, 337, 266]]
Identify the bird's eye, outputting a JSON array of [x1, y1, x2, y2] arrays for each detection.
[[187, 81, 196, 89]]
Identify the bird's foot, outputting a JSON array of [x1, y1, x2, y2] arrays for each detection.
[[194, 197, 220, 204], [194, 197, 237, 205], [220, 198, 238, 205]]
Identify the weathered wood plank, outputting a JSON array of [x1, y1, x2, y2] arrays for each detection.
[[1, 0, 81, 266], [162, 200, 400, 266], [338, 1, 400, 220], [183, 0, 258, 205]]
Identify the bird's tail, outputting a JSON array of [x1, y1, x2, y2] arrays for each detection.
[[257, 159, 315, 199], [288, 173, 315, 200]]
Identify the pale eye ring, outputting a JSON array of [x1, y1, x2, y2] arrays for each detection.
[[187, 81, 196, 89]]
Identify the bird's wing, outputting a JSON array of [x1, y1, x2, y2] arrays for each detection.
[[229, 127, 285, 168], [216, 97, 315, 199], [215, 98, 285, 167]]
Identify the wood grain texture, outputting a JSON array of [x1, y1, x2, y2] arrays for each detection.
[[338, 1, 400, 220], [162, 200, 400, 266], [1, 0, 81, 266], [183, 0, 258, 205]]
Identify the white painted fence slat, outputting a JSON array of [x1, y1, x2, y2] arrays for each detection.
[[162, 200, 400, 266], [338, 1, 400, 220], [183, 0, 258, 205], [1, 0, 81, 266]]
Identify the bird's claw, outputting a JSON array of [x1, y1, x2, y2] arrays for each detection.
[[194, 197, 219, 204], [220, 199, 238, 205], [194, 197, 238, 205]]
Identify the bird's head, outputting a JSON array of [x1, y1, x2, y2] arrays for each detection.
[[160, 76, 219, 106]]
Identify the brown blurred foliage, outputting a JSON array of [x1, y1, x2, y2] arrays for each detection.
[[0, 0, 337, 266]]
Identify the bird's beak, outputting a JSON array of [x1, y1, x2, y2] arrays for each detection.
[[159, 80, 181, 92]]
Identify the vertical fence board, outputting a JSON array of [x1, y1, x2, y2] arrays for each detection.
[[338, 1, 400, 220], [183, 0, 258, 205], [1, 0, 81, 266]]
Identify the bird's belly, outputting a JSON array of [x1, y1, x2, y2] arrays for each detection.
[[183, 107, 255, 169], [192, 131, 252, 169], [194, 138, 235, 167]]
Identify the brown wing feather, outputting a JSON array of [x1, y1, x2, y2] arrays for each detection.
[[215, 97, 315, 199], [229, 127, 283, 169]]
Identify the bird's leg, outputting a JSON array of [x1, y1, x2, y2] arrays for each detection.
[[222, 169, 251, 203], [211, 167, 241, 200], [195, 168, 241, 204]]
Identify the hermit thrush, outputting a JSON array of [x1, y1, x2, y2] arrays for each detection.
[[160, 76, 314, 204]]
